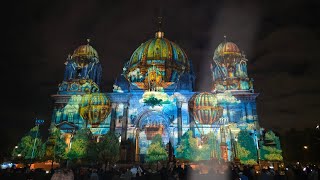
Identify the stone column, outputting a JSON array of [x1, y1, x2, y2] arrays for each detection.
[[246, 102, 252, 121], [110, 103, 118, 132], [135, 129, 140, 162], [242, 103, 247, 122], [177, 101, 182, 143], [189, 109, 195, 137], [121, 103, 129, 142], [220, 126, 228, 161], [251, 102, 257, 120], [226, 104, 231, 123]]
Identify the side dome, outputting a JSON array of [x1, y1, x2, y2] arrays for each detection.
[[211, 37, 250, 92], [124, 31, 189, 90], [189, 92, 223, 125], [214, 41, 241, 58], [72, 39, 99, 68]]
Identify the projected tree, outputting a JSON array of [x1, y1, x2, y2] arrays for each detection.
[[175, 130, 213, 161], [97, 131, 120, 164], [237, 130, 257, 165], [45, 126, 67, 161], [206, 132, 220, 160], [67, 128, 93, 160], [176, 130, 198, 161], [12, 126, 44, 161], [143, 96, 163, 107], [146, 134, 167, 163], [260, 131, 283, 161]]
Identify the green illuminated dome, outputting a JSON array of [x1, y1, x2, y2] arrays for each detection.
[[124, 30, 190, 90], [72, 39, 99, 59], [128, 31, 189, 69], [72, 39, 99, 68]]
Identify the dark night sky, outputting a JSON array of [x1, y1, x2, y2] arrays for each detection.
[[1, 0, 320, 156]]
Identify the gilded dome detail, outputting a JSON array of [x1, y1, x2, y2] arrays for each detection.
[[124, 32, 189, 90]]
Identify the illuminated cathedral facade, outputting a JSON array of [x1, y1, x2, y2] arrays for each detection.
[[51, 28, 263, 162]]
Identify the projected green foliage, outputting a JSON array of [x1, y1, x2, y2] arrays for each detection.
[[146, 134, 167, 162], [45, 126, 67, 160], [260, 131, 283, 161], [206, 132, 220, 159], [176, 130, 198, 161], [67, 128, 93, 160], [12, 126, 44, 160], [236, 143, 249, 159], [237, 130, 257, 165], [143, 96, 163, 107], [96, 131, 120, 164], [176, 130, 220, 161]]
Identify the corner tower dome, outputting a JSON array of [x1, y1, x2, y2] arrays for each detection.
[[72, 39, 99, 68], [124, 27, 190, 90], [72, 39, 99, 59], [62, 39, 102, 86], [213, 37, 241, 59], [211, 36, 251, 92]]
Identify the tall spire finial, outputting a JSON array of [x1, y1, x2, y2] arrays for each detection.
[[155, 17, 164, 38], [223, 35, 227, 43], [158, 16, 163, 32], [87, 38, 90, 45], [242, 51, 246, 59]]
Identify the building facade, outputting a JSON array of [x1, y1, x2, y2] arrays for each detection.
[[51, 29, 263, 162]]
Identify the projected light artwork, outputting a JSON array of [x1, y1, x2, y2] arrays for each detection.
[[49, 28, 282, 164]]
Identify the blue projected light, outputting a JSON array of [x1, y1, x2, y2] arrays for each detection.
[[48, 35, 282, 164], [35, 119, 44, 125]]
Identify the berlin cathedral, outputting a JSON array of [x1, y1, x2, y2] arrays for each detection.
[[50, 25, 265, 163]]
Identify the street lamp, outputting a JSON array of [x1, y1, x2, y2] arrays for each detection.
[[303, 145, 308, 163], [31, 119, 44, 159], [15, 146, 18, 149]]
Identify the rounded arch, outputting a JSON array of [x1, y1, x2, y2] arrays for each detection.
[[135, 110, 172, 130]]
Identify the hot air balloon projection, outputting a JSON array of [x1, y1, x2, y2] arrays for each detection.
[[189, 92, 223, 125], [79, 93, 111, 127]]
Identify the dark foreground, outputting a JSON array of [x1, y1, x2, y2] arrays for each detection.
[[0, 163, 318, 180]]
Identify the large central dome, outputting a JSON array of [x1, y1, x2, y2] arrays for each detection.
[[124, 31, 190, 90]]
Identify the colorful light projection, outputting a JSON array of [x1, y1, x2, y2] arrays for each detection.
[[63, 39, 102, 85], [58, 79, 99, 95], [137, 111, 171, 132], [123, 30, 189, 90], [79, 93, 111, 127], [189, 92, 223, 125], [48, 33, 281, 164], [71, 39, 99, 68], [140, 91, 171, 108], [211, 40, 251, 91]]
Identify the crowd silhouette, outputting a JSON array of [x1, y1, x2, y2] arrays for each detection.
[[0, 161, 319, 180]]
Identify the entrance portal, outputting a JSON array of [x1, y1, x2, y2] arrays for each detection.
[[134, 110, 171, 162]]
